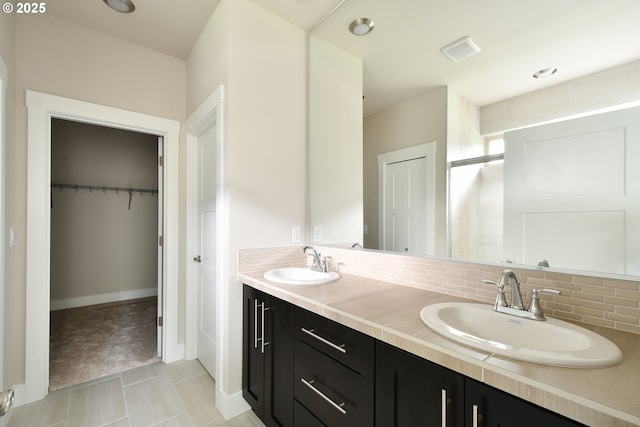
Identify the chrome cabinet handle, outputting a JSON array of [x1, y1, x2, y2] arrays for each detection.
[[261, 304, 270, 354], [253, 299, 259, 349], [441, 389, 447, 427], [300, 327, 347, 354], [472, 404, 483, 427], [300, 378, 346, 415]]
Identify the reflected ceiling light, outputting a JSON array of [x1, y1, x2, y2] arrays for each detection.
[[103, 0, 135, 13], [533, 67, 558, 79], [349, 18, 374, 36]]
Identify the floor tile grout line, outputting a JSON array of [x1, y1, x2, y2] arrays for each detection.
[[118, 373, 132, 427]]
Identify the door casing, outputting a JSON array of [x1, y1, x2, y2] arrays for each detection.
[[24, 90, 181, 405]]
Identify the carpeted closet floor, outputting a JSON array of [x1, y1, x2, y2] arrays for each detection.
[[49, 297, 160, 391]]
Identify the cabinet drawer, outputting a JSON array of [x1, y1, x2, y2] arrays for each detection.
[[294, 400, 325, 427], [295, 340, 373, 427], [294, 307, 374, 379]]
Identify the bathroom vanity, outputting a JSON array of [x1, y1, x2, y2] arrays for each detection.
[[239, 272, 637, 426]]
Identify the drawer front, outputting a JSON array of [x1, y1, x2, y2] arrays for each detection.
[[294, 400, 326, 427], [294, 307, 374, 379], [295, 340, 373, 427]]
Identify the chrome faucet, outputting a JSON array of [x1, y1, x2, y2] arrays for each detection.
[[303, 246, 330, 272], [482, 269, 560, 321]]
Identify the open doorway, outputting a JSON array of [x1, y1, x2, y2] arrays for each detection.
[[48, 119, 161, 390], [25, 90, 180, 405]]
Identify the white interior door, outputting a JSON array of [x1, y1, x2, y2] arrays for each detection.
[[504, 106, 640, 274], [0, 57, 7, 420], [196, 125, 217, 378], [384, 157, 428, 254]]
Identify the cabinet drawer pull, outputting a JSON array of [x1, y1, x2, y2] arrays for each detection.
[[441, 389, 449, 427], [300, 327, 347, 354], [300, 378, 347, 415], [472, 404, 483, 427]]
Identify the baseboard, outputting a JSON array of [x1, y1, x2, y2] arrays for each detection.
[[215, 387, 251, 421], [50, 288, 158, 311]]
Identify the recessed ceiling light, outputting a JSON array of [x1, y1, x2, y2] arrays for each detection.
[[349, 18, 374, 36], [103, 0, 135, 13], [533, 67, 558, 79]]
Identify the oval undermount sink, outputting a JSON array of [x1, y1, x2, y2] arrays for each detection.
[[263, 267, 340, 285], [420, 302, 622, 367]]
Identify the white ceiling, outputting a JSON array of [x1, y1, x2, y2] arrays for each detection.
[[44, 0, 341, 59], [44, 0, 640, 116], [312, 0, 640, 115]]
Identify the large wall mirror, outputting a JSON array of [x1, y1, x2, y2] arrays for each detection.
[[308, 0, 640, 278]]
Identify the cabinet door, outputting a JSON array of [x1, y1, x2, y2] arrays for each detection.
[[242, 285, 294, 427], [465, 378, 585, 427], [242, 285, 266, 417], [376, 341, 464, 427], [264, 292, 294, 427]]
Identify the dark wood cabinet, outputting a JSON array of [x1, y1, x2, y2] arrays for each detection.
[[242, 284, 587, 427], [376, 341, 464, 427], [242, 285, 294, 427], [293, 307, 374, 427], [464, 378, 585, 427]]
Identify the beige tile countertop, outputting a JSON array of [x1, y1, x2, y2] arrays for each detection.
[[239, 271, 640, 427]]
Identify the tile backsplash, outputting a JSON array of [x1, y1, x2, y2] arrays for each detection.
[[238, 245, 640, 335]]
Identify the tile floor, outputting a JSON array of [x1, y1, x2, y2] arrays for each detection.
[[9, 360, 262, 427]]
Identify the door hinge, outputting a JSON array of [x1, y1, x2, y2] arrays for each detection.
[[158, 316, 163, 327], [159, 236, 164, 246], [158, 156, 164, 167]]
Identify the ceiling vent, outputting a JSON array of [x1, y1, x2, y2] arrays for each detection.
[[441, 36, 481, 62]]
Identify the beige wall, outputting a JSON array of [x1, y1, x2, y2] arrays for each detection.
[[187, 0, 306, 400], [363, 86, 448, 254], [8, 13, 186, 387], [50, 120, 158, 306]]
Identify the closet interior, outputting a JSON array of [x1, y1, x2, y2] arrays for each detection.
[[49, 118, 161, 390]]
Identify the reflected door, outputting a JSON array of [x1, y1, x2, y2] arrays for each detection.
[[504, 106, 640, 274], [383, 157, 428, 255]]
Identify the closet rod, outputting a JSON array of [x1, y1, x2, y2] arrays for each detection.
[[51, 182, 158, 195]]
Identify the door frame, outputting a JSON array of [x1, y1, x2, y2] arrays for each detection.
[[25, 90, 181, 404], [377, 142, 436, 254]]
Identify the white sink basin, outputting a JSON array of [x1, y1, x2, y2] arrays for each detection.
[[263, 267, 340, 285], [420, 302, 623, 367]]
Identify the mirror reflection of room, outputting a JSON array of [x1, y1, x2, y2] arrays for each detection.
[[308, 0, 640, 277]]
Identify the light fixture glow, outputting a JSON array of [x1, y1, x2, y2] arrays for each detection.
[[103, 0, 135, 13], [533, 67, 558, 79], [349, 18, 374, 36]]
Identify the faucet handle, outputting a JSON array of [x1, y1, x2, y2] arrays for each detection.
[[527, 288, 561, 320], [321, 256, 333, 272], [531, 288, 561, 297], [481, 279, 508, 308]]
